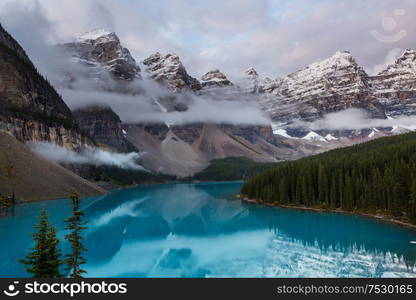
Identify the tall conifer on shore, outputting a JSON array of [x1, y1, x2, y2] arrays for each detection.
[[19, 209, 62, 278], [64, 193, 88, 278]]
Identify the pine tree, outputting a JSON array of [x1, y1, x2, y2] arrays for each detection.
[[64, 193, 88, 278], [409, 177, 416, 220], [19, 209, 62, 278], [240, 131, 416, 223]]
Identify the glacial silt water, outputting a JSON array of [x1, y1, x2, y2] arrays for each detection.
[[1, 182, 415, 277]]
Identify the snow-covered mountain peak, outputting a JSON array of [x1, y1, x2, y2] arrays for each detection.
[[75, 29, 115, 43], [379, 48, 416, 76], [256, 50, 379, 124], [289, 50, 360, 81], [372, 49, 416, 117], [62, 29, 140, 80], [142, 52, 201, 91], [399, 48, 416, 60], [200, 69, 232, 88], [245, 67, 258, 77]]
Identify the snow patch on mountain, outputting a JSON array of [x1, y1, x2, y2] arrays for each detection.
[[200, 69, 232, 88], [76, 29, 113, 42], [142, 52, 201, 91], [302, 131, 327, 143], [324, 134, 338, 141], [62, 30, 140, 81]]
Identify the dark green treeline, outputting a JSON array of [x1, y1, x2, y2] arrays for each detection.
[[241, 132, 416, 222]]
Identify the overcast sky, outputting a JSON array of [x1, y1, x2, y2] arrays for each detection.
[[1, 0, 416, 81]]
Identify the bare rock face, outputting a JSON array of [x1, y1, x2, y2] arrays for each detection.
[[62, 29, 140, 81], [142, 52, 201, 91], [72, 105, 133, 151], [171, 124, 204, 144], [200, 69, 232, 88], [372, 49, 416, 117], [0, 23, 92, 150], [258, 51, 385, 124]]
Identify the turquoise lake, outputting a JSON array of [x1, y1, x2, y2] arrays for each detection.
[[1, 181, 416, 277]]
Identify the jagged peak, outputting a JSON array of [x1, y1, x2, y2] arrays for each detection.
[[63, 29, 140, 81], [397, 48, 416, 62], [142, 52, 182, 67], [378, 48, 416, 75], [245, 67, 258, 76], [283, 50, 361, 82], [308, 50, 357, 69], [75, 28, 117, 43], [401, 48, 416, 57], [142, 52, 201, 91], [201, 68, 227, 79], [332, 50, 352, 58], [200, 68, 232, 87]]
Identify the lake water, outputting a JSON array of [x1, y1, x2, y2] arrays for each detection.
[[1, 181, 416, 277]]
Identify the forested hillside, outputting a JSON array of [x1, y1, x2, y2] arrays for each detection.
[[187, 157, 278, 181], [241, 132, 416, 222]]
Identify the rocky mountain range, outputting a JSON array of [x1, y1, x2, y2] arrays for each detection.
[[56, 29, 416, 176], [254, 51, 385, 124], [58, 30, 337, 176], [2, 25, 416, 185], [253, 49, 416, 136]]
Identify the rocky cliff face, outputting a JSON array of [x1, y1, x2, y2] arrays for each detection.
[[256, 51, 385, 125], [200, 69, 232, 88], [73, 105, 133, 151], [371, 49, 416, 117], [62, 29, 140, 81], [0, 23, 92, 150], [142, 52, 201, 91]]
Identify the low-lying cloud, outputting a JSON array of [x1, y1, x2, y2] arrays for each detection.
[[296, 108, 416, 130], [62, 87, 270, 126], [30, 142, 147, 170]]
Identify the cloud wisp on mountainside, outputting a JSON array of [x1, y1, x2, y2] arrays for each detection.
[[295, 108, 416, 131], [30, 142, 147, 170]]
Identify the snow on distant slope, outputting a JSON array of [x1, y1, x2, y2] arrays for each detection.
[[302, 131, 327, 143], [271, 124, 296, 139], [324, 134, 338, 141]]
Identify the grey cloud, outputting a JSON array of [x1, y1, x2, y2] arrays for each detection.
[[296, 108, 416, 131], [61, 87, 270, 125], [3, 0, 416, 82], [30, 142, 147, 170]]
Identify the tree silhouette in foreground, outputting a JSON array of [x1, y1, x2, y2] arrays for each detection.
[[64, 192, 88, 278], [19, 209, 62, 278]]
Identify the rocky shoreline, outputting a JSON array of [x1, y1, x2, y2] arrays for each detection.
[[237, 195, 416, 231]]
